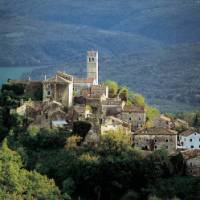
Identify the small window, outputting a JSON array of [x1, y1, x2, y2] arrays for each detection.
[[47, 91, 51, 96], [154, 146, 157, 149], [191, 145, 194, 148], [166, 146, 168, 149], [166, 139, 168, 142], [92, 57, 95, 61], [154, 139, 157, 142], [199, 138, 200, 142], [129, 117, 132, 121], [190, 139, 192, 142]]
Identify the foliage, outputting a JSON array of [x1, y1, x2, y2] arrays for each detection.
[[146, 105, 160, 122], [65, 135, 82, 149], [0, 139, 62, 199], [118, 86, 129, 101], [21, 128, 70, 149], [1, 83, 25, 96], [146, 176, 200, 200], [73, 121, 92, 141], [128, 92, 146, 107], [105, 80, 119, 98], [99, 130, 132, 156]]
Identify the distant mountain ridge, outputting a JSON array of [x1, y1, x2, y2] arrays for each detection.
[[0, 0, 200, 112]]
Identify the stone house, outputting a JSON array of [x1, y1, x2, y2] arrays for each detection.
[[121, 105, 146, 131], [101, 116, 131, 135], [178, 130, 200, 149], [73, 77, 96, 95], [43, 72, 73, 108], [181, 149, 200, 177], [133, 127, 177, 154], [101, 97, 124, 117], [153, 114, 173, 129], [90, 84, 108, 99]]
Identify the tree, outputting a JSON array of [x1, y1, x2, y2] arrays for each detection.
[[73, 121, 91, 141], [99, 130, 132, 156], [0, 139, 63, 199], [128, 92, 145, 107], [118, 86, 129, 101], [146, 106, 160, 123], [105, 80, 119, 98]]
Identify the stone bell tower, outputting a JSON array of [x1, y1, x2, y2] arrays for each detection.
[[87, 50, 98, 85]]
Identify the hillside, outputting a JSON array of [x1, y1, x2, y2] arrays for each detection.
[[0, 0, 200, 112]]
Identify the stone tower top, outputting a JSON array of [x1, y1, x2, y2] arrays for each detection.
[[87, 50, 98, 85]]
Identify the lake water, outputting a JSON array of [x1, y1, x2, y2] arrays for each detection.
[[0, 67, 39, 85]]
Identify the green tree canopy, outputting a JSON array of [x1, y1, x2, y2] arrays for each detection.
[[0, 139, 63, 200], [105, 80, 119, 98]]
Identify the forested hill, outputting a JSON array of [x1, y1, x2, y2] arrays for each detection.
[[1, 0, 200, 112]]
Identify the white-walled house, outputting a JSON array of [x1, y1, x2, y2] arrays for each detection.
[[178, 130, 200, 149]]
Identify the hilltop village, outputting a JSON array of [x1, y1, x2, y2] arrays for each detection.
[[5, 51, 200, 178]]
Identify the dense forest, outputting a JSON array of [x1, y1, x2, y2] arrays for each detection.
[[1, 81, 200, 200]]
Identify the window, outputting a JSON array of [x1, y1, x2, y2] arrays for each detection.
[[154, 146, 157, 149], [129, 117, 132, 121], [166, 146, 168, 149], [191, 145, 194, 148], [154, 139, 157, 142], [47, 91, 51, 96], [190, 139, 192, 142], [166, 139, 168, 142]]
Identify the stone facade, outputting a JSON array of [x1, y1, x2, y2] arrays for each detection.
[[73, 77, 95, 94], [133, 127, 177, 154], [101, 97, 123, 117], [153, 114, 173, 129], [121, 105, 146, 131], [43, 72, 73, 108], [181, 149, 200, 177], [101, 116, 131, 135], [90, 84, 108, 99]]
